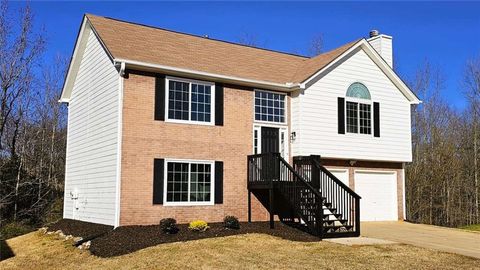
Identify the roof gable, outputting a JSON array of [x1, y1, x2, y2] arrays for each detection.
[[300, 39, 420, 104]]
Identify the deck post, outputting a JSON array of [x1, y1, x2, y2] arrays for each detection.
[[269, 188, 274, 229], [248, 190, 252, 223]]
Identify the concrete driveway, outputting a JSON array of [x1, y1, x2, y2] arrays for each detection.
[[361, 222, 480, 259]]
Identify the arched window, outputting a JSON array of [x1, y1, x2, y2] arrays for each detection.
[[346, 82, 371, 100], [345, 83, 372, 135]]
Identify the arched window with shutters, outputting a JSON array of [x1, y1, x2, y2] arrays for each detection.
[[345, 82, 372, 135]]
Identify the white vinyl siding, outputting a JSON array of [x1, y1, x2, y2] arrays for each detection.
[[291, 49, 412, 162], [63, 29, 119, 226]]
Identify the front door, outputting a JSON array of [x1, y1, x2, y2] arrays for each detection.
[[261, 127, 279, 154]]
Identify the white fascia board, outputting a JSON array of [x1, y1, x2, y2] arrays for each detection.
[[360, 40, 421, 104], [59, 18, 89, 103], [115, 58, 302, 92], [302, 39, 421, 105], [60, 16, 115, 103]]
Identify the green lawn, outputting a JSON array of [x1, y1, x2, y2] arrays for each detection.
[[460, 224, 480, 231]]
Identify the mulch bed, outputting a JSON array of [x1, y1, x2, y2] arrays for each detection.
[[47, 219, 113, 240], [90, 221, 319, 258]]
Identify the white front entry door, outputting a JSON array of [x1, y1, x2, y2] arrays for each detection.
[[355, 171, 398, 221]]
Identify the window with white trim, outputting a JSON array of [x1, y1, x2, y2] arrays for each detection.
[[346, 83, 372, 135], [254, 90, 285, 123], [253, 127, 259, 154], [166, 77, 214, 124], [165, 160, 214, 205]]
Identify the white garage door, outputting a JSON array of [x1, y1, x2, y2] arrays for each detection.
[[327, 168, 349, 187], [355, 171, 398, 221]]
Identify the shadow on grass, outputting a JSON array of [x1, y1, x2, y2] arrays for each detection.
[[0, 239, 15, 261]]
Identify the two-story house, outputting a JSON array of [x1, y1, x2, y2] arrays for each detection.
[[60, 15, 420, 238]]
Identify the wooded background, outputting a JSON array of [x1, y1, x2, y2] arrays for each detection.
[[0, 1, 478, 236]]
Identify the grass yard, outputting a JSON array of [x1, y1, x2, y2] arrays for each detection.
[[1, 231, 479, 270], [460, 224, 480, 232]]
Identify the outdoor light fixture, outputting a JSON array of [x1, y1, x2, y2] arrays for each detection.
[[290, 131, 296, 142]]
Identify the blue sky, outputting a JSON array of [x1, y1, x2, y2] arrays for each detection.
[[17, 1, 480, 109]]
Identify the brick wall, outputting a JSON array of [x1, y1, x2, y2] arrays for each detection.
[[119, 72, 270, 225]]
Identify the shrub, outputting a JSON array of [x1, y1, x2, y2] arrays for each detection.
[[223, 216, 240, 229], [0, 222, 33, 240], [159, 218, 179, 234], [42, 198, 64, 226], [188, 220, 209, 232]]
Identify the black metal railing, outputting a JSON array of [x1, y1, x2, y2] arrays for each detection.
[[247, 153, 324, 237], [293, 156, 361, 236]]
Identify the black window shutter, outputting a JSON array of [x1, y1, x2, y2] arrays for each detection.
[[214, 161, 223, 204], [153, 159, 165, 204], [373, 102, 380, 137], [338, 97, 345, 134], [215, 83, 224, 126], [154, 75, 166, 121]]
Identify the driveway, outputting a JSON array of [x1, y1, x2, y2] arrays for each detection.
[[362, 221, 480, 259]]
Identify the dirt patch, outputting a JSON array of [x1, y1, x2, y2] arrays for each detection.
[[47, 219, 113, 240], [91, 221, 319, 257]]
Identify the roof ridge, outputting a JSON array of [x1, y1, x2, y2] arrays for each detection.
[[85, 14, 309, 60]]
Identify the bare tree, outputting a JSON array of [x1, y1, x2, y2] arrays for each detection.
[[237, 32, 262, 47], [0, 0, 45, 151], [308, 33, 324, 57], [463, 56, 480, 224]]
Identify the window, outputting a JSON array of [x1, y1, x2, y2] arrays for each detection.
[[346, 101, 358, 133], [165, 160, 214, 205], [359, 103, 371, 134], [166, 77, 214, 124], [254, 91, 285, 123], [253, 128, 259, 154], [280, 130, 287, 159], [346, 83, 372, 135]]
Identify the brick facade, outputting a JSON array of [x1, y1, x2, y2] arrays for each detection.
[[119, 72, 270, 225]]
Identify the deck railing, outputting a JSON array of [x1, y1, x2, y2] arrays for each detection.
[[247, 153, 324, 236], [294, 155, 361, 236]]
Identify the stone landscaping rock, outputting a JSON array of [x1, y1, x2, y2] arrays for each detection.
[[73, 236, 83, 243]]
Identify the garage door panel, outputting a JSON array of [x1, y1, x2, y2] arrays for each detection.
[[326, 168, 349, 187], [355, 171, 397, 221]]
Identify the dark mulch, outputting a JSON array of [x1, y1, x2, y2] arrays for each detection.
[[47, 219, 113, 240], [90, 221, 319, 258]]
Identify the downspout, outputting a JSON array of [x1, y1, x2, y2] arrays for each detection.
[[114, 61, 125, 228], [402, 163, 406, 221]]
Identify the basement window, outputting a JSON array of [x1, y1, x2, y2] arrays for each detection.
[[164, 159, 214, 206]]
